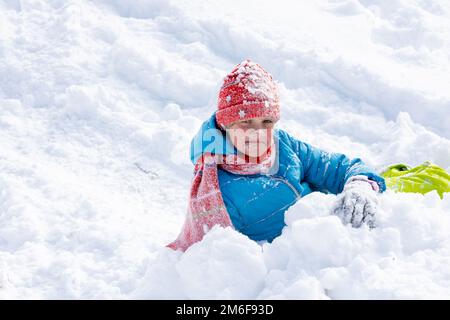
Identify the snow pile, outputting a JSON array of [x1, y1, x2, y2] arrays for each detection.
[[133, 190, 450, 299], [1, 0, 450, 298]]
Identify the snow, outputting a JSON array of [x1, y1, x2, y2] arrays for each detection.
[[0, 0, 450, 299]]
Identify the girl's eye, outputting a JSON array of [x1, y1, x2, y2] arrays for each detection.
[[263, 120, 273, 124]]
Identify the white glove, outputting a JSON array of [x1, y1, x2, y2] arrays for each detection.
[[332, 175, 380, 228]]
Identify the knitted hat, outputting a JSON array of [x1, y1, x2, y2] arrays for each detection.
[[215, 60, 280, 127]]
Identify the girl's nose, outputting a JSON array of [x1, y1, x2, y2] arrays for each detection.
[[248, 122, 265, 130]]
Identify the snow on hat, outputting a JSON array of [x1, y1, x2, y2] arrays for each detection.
[[215, 59, 280, 127]]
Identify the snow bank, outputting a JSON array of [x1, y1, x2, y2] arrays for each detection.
[[131, 191, 450, 299], [1, 0, 450, 298]]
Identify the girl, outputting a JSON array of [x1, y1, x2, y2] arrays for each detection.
[[168, 60, 385, 252]]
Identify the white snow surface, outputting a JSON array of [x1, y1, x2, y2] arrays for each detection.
[[1, 0, 450, 299]]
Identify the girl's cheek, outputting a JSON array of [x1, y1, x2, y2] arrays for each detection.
[[256, 128, 272, 144]]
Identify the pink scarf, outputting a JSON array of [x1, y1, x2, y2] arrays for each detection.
[[167, 145, 276, 252]]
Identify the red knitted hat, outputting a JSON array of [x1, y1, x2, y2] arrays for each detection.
[[215, 60, 280, 127]]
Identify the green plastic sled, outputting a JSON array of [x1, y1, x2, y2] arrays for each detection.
[[380, 162, 450, 199]]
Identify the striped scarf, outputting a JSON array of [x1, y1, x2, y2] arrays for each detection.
[[167, 145, 275, 252]]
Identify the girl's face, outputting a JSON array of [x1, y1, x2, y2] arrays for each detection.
[[224, 117, 277, 158]]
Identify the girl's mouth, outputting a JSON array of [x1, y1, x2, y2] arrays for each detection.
[[245, 138, 260, 144]]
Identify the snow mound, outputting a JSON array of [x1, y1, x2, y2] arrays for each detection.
[[132, 191, 450, 299]]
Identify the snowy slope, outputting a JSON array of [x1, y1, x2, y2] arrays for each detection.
[[0, 0, 450, 299]]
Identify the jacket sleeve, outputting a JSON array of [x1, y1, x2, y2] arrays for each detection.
[[283, 130, 386, 195]]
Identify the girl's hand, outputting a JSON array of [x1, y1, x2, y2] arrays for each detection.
[[332, 176, 380, 228]]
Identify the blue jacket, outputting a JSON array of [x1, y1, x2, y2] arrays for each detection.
[[190, 112, 386, 242]]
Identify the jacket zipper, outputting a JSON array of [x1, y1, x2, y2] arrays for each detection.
[[271, 175, 302, 199], [238, 175, 302, 231]]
